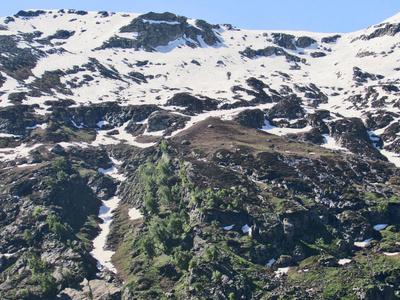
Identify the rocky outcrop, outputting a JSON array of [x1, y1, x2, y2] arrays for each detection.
[[147, 110, 190, 133], [355, 23, 400, 41], [296, 36, 317, 48], [353, 66, 384, 84], [267, 97, 304, 120], [99, 12, 221, 51], [235, 109, 265, 128], [321, 34, 341, 43], [165, 92, 219, 114], [328, 117, 387, 161], [272, 33, 296, 50], [240, 46, 306, 63]]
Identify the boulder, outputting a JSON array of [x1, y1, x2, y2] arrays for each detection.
[[235, 109, 265, 129], [267, 97, 304, 120], [296, 36, 317, 48]]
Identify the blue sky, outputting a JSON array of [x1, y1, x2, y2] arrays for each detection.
[[1, 0, 400, 33]]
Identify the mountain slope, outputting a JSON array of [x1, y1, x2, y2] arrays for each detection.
[[1, 9, 400, 300]]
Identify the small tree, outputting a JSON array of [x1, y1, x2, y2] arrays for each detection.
[[46, 215, 67, 237], [24, 229, 33, 246], [160, 140, 169, 153], [205, 246, 218, 262], [141, 235, 156, 259], [174, 249, 192, 270]]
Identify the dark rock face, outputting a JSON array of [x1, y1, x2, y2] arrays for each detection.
[[329, 118, 387, 161], [15, 10, 46, 18], [147, 110, 190, 133], [165, 93, 219, 114], [356, 23, 400, 41], [0, 105, 41, 135], [353, 67, 384, 84], [365, 111, 398, 130], [310, 51, 327, 58], [272, 33, 296, 50], [49, 103, 159, 129], [267, 97, 304, 120], [49, 30, 74, 40], [99, 12, 221, 51], [8, 92, 27, 103], [296, 36, 317, 48], [240, 46, 306, 63], [0, 35, 46, 80], [288, 128, 325, 144], [235, 109, 265, 129], [321, 34, 341, 43]]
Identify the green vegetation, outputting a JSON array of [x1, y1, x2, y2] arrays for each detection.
[[33, 206, 43, 217], [24, 229, 33, 246], [46, 215, 67, 237], [28, 256, 57, 295]]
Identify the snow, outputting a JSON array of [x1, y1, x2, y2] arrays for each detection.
[[91, 121, 156, 148], [26, 123, 48, 130], [266, 258, 276, 266], [384, 252, 400, 256], [380, 149, 400, 168], [0, 143, 43, 162], [143, 20, 180, 25], [241, 224, 252, 235], [0, 10, 400, 169], [91, 195, 120, 272], [321, 134, 348, 152], [275, 267, 290, 277], [0, 133, 22, 138], [373, 224, 388, 231], [354, 238, 373, 248], [338, 258, 352, 265], [221, 224, 235, 230], [261, 120, 313, 136], [128, 207, 142, 220], [91, 157, 126, 273]]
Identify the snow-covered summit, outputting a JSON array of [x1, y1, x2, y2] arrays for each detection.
[[1, 9, 400, 162]]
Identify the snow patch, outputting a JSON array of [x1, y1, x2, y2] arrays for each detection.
[[241, 224, 252, 235], [384, 252, 400, 256], [354, 238, 373, 248], [266, 258, 276, 266], [0, 133, 22, 138], [91, 195, 120, 272], [221, 224, 235, 230], [143, 20, 180, 25], [321, 134, 348, 152], [373, 224, 388, 231], [128, 207, 142, 220], [338, 258, 352, 265], [91, 157, 126, 273], [275, 267, 290, 277], [261, 120, 312, 136]]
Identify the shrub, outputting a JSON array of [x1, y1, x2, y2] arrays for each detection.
[[52, 158, 69, 171], [211, 220, 220, 229], [188, 259, 198, 270], [160, 139, 169, 153], [205, 246, 218, 262], [44, 178, 58, 190], [46, 215, 67, 237], [376, 200, 389, 213], [56, 170, 68, 181], [211, 270, 222, 282], [174, 249, 192, 270], [140, 235, 156, 258], [33, 207, 43, 217], [24, 229, 33, 246]]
